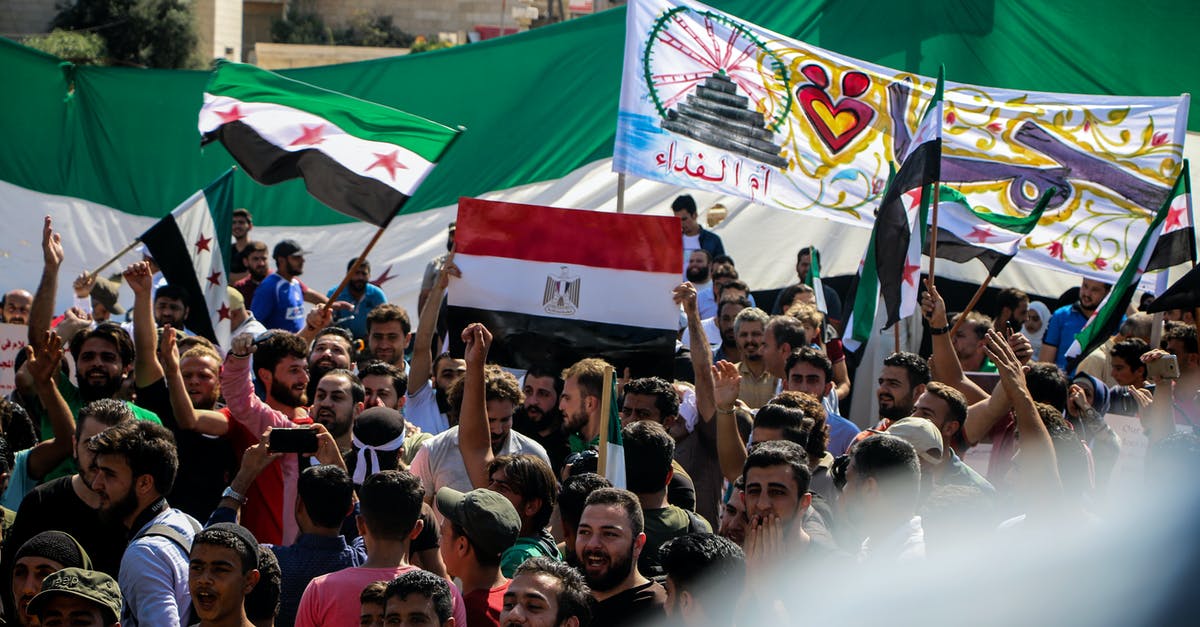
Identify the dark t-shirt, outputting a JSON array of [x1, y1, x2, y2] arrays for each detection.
[[136, 378, 238, 521], [593, 580, 667, 627]]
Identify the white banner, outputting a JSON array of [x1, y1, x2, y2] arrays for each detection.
[[615, 0, 1190, 284], [0, 323, 27, 397]]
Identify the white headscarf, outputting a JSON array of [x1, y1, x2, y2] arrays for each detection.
[[1023, 300, 1052, 356]]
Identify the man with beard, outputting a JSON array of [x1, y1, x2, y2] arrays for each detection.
[[1041, 277, 1111, 372], [761, 315, 807, 381], [684, 248, 712, 290], [221, 331, 312, 545], [153, 284, 191, 332], [558, 358, 610, 453], [306, 326, 355, 403], [732, 307, 775, 410], [949, 312, 996, 372], [990, 287, 1029, 334], [232, 241, 269, 308], [328, 257, 388, 342], [417, 323, 549, 508], [576, 488, 665, 626], [873, 352, 930, 430], [310, 370, 365, 451], [513, 368, 569, 474], [367, 304, 412, 372], [2, 289, 32, 325], [89, 420, 200, 626], [409, 258, 465, 435], [696, 263, 739, 320], [713, 295, 750, 363], [229, 208, 254, 282], [188, 523, 262, 627], [660, 533, 745, 627], [253, 240, 312, 333]]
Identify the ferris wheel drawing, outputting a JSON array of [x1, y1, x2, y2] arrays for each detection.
[[642, 6, 792, 168]]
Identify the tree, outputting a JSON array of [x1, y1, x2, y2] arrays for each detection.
[[51, 0, 199, 68], [270, 4, 333, 45], [24, 29, 106, 65]]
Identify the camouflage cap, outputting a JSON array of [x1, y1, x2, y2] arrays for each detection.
[[27, 567, 122, 624]]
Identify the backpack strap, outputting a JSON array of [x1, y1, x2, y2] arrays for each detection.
[[136, 515, 202, 553]]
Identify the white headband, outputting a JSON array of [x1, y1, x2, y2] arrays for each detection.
[[351, 432, 406, 485]]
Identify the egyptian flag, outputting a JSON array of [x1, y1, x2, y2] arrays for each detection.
[[199, 61, 461, 227], [448, 198, 682, 377], [877, 70, 942, 328], [1065, 185, 1176, 368], [139, 169, 234, 347], [1146, 161, 1194, 272], [925, 185, 1052, 276]]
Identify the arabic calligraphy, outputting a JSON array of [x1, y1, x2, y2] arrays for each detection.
[[655, 141, 773, 200]]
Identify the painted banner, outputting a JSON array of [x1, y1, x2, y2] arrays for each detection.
[[615, 0, 1190, 283], [0, 323, 27, 397]]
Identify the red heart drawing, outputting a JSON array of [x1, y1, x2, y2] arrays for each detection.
[[797, 69, 875, 153]]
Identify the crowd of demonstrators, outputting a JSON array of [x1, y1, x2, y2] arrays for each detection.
[[2, 202, 1199, 627]]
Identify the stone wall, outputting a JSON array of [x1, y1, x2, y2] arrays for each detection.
[[308, 0, 554, 38], [0, 0, 58, 36]]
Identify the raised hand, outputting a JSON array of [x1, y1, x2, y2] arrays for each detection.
[[230, 332, 257, 358], [673, 282, 698, 316], [461, 322, 492, 367], [73, 272, 96, 298], [306, 303, 333, 331], [159, 325, 181, 376], [712, 360, 741, 411], [123, 261, 153, 294], [436, 251, 461, 291], [983, 328, 1026, 397], [920, 278, 948, 327], [1006, 329, 1034, 364], [42, 216, 64, 269], [26, 331, 64, 384]]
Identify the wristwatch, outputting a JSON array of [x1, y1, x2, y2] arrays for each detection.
[[221, 486, 247, 505], [929, 323, 952, 336]]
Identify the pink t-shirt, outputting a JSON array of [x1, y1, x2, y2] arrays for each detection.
[[295, 565, 467, 627]]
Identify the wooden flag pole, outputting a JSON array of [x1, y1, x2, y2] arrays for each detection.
[[893, 323, 901, 354], [927, 184, 941, 286], [85, 238, 143, 281], [596, 365, 616, 477], [949, 275, 994, 337], [615, 174, 627, 214], [328, 224, 389, 303]]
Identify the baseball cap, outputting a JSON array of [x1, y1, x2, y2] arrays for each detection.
[[435, 488, 521, 559], [90, 277, 125, 315], [27, 568, 122, 625], [272, 239, 308, 258], [227, 286, 245, 311], [884, 417, 944, 464]]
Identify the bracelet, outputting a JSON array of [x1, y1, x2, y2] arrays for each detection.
[[231, 351, 250, 359], [716, 407, 736, 415], [929, 323, 952, 336], [221, 486, 247, 505]]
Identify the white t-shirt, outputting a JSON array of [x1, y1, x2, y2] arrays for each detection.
[[405, 380, 449, 435], [682, 233, 701, 279]]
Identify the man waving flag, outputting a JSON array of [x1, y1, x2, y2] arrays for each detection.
[[199, 61, 461, 226]]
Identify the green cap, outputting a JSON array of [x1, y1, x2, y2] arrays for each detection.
[[436, 487, 521, 559], [27, 568, 122, 624]]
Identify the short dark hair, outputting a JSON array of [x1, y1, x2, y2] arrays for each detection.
[[192, 526, 257, 573], [717, 279, 749, 298], [994, 288, 1028, 317], [883, 352, 931, 388], [923, 382, 968, 427], [487, 454, 558, 530], [360, 580, 387, 607], [710, 264, 738, 283], [319, 368, 365, 405], [851, 434, 921, 510], [384, 570, 453, 623], [796, 247, 818, 264], [358, 360, 408, 398], [246, 546, 280, 622], [1112, 338, 1151, 377], [785, 347, 832, 384], [688, 248, 713, 265], [514, 557, 593, 626], [298, 465, 354, 529], [253, 332, 309, 379], [671, 194, 698, 215], [154, 284, 190, 306], [359, 470, 424, 541], [367, 303, 411, 336], [558, 473, 611, 531], [1164, 322, 1199, 354], [584, 488, 643, 535], [622, 421, 675, 495], [952, 311, 992, 340], [718, 295, 752, 320], [623, 377, 680, 419], [1026, 362, 1069, 412], [711, 254, 736, 267], [767, 315, 807, 350], [75, 399, 134, 442], [315, 325, 356, 351], [69, 323, 134, 368], [346, 257, 371, 273], [743, 440, 811, 495], [87, 420, 178, 496], [524, 366, 564, 398], [232, 208, 252, 221], [659, 533, 745, 622], [753, 403, 807, 440]]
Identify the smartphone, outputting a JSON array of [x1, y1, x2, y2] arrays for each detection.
[[1147, 354, 1181, 381], [269, 427, 318, 454]]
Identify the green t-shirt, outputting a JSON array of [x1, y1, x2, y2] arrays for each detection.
[[639, 505, 710, 577], [500, 531, 562, 578]]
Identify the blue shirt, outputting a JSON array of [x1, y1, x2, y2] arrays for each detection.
[[1042, 303, 1089, 372], [120, 508, 198, 627], [327, 283, 387, 340], [268, 534, 366, 627], [252, 273, 305, 332], [825, 412, 860, 457]]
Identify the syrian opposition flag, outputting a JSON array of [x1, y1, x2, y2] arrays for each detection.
[[448, 198, 682, 377], [199, 61, 461, 227], [602, 377, 627, 489], [139, 169, 234, 347], [1146, 161, 1194, 272], [805, 246, 829, 315], [876, 71, 943, 328], [841, 228, 880, 355], [925, 185, 1051, 276], [1065, 185, 1177, 368]]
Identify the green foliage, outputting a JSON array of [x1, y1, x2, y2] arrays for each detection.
[[24, 29, 107, 64], [333, 13, 415, 48], [410, 36, 455, 54], [270, 5, 334, 45], [51, 0, 199, 68]]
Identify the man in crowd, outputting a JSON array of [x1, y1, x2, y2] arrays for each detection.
[[556, 473, 611, 569], [309, 369, 365, 452], [685, 248, 713, 289], [673, 194, 725, 275], [514, 368, 570, 475], [714, 295, 750, 363], [188, 523, 262, 627], [1077, 312, 1152, 387], [294, 470, 467, 627], [783, 348, 859, 456], [762, 315, 808, 381], [253, 240, 314, 333], [152, 284, 191, 332], [11, 531, 94, 626], [227, 286, 267, 338], [501, 557, 593, 627], [1041, 277, 1111, 371], [359, 360, 407, 410], [559, 357, 611, 453], [232, 241, 270, 307], [419, 221, 456, 312], [741, 440, 817, 560], [437, 487, 521, 625], [2, 289, 32, 325], [950, 312, 996, 372], [328, 257, 387, 341], [841, 434, 926, 562], [410, 258, 464, 434], [89, 420, 199, 625], [576, 488, 666, 625], [72, 273, 124, 323], [383, 570, 457, 627], [229, 208, 255, 283], [660, 533, 745, 627], [306, 326, 355, 402], [485, 455, 562, 576], [732, 308, 775, 409], [873, 352, 930, 429], [26, 567, 122, 627], [990, 287, 1029, 334], [771, 247, 842, 320]]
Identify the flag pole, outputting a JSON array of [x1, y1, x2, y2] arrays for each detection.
[[85, 238, 143, 281], [615, 173, 627, 214], [328, 224, 389, 303], [597, 365, 616, 477], [928, 184, 940, 286], [893, 323, 901, 354], [949, 275, 994, 337]]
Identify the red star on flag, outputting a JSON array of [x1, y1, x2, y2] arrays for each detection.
[[1166, 202, 1187, 231], [367, 150, 407, 181], [289, 124, 327, 147], [966, 226, 1000, 243], [207, 270, 222, 286], [217, 303, 231, 321], [194, 234, 212, 253], [370, 264, 397, 287], [903, 259, 921, 286], [905, 189, 923, 210], [216, 105, 245, 123]]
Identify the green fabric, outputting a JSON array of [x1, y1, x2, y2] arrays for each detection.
[[499, 536, 563, 578], [0, 1, 1194, 226], [939, 185, 1048, 234], [206, 61, 460, 160]]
